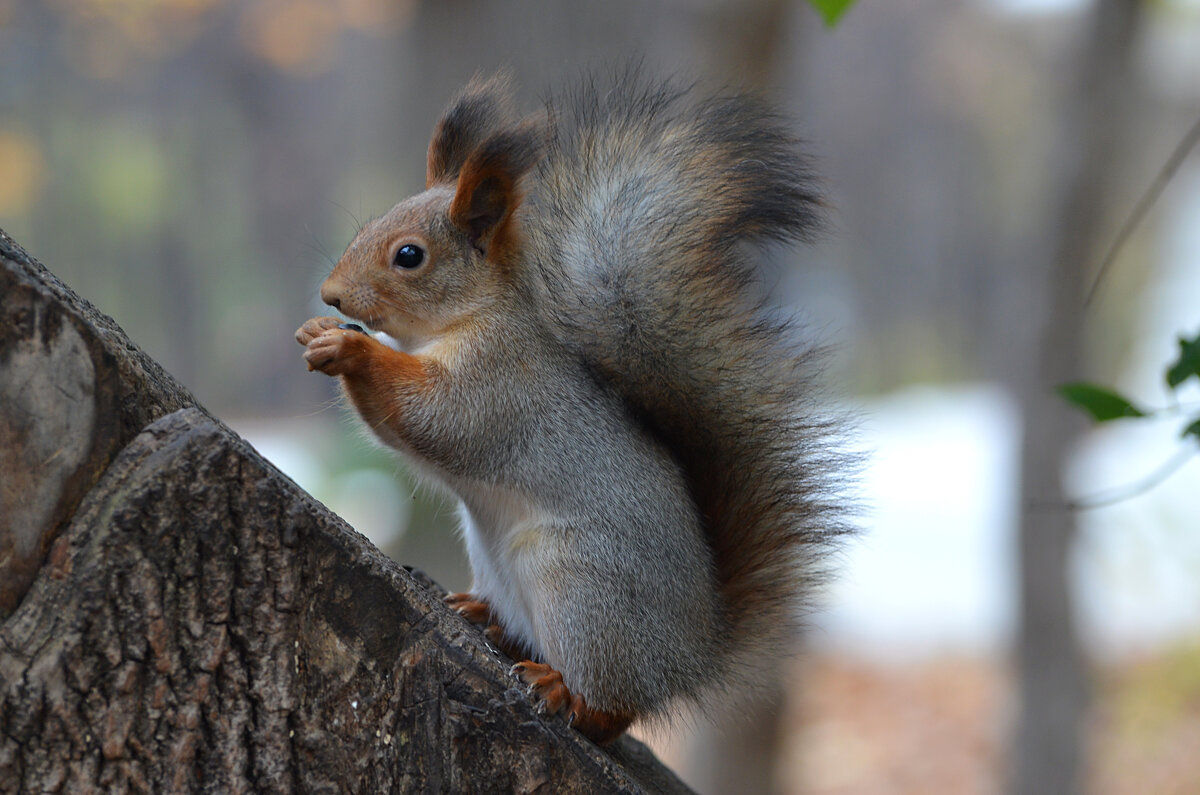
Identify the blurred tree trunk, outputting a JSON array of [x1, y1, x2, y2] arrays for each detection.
[[1009, 1, 1141, 793]]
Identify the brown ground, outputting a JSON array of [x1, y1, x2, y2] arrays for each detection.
[[641, 644, 1200, 794]]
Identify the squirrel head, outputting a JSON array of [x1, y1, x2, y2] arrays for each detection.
[[321, 75, 545, 348]]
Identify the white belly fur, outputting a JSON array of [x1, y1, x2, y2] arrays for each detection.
[[455, 481, 552, 657]]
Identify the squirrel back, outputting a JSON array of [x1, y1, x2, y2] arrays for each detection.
[[525, 73, 847, 697]]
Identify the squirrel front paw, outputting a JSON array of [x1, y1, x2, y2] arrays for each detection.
[[296, 316, 374, 376]]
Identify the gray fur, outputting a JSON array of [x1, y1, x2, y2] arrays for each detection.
[[313, 69, 848, 721]]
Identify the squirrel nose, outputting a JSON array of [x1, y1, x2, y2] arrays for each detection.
[[320, 281, 342, 310]]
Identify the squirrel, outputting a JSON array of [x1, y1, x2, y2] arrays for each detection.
[[295, 69, 848, 745]]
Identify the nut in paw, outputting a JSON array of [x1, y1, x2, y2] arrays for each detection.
[[297, 317, 372, 376]]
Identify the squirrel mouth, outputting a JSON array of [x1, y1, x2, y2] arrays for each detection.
[[334, 309, 382, 334]]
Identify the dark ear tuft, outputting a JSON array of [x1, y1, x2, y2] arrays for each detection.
[[426, 74, 514, 187], [449, 116, 546, 256]]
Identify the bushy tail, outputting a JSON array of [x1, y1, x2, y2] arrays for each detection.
[[527, 70, 851, 696]]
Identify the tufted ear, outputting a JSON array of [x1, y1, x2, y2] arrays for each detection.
[[448, 116, 545, 258], [426, 74, 514, 188]]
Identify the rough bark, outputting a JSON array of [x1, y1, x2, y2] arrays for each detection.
[[0, 228, 211, 617], [0, 230, 691, 794]]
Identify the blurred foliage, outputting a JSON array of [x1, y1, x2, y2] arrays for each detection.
[[9, 0, 1175, 410], [310, 413, 467, 591], [36, 0, 414, 79], [238, 0, 416, 75], [788, 649, 1200, 794], [1060, 331, 1200, 506], [806, 0, 856, 27], [81, 122, 169, 232], [1058, 382, 1147, 422], [1090, 642, 1200, 794], [1062, 330, 1200, 437], [1166, 333, 1200, 390], [0, 128, 41, 215], [1110, 642, 1200, 735]]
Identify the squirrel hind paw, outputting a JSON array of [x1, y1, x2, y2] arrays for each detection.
[[511, 660, 634, 745], [444, 593, 530, 659], [444, 592, 493, 625]]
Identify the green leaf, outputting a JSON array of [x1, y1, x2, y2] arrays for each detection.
[[807, 0, 857, 27], [1058, 382, 1146, 422], [1166, 332, 1200, 389], [1183, 418, 1200, 443]]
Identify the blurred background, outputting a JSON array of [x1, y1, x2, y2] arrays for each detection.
[[2, 0, 1199, 792]]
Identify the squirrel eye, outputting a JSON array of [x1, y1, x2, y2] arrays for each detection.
[[392, 244, 425, 270]]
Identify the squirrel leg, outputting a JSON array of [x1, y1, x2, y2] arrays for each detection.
[[443, 592, 530, 661], [511, 661, 635, 745]]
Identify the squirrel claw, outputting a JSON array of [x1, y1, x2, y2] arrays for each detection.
[[444, 592, 491, 624], [510, 660, 633, 744], [442, 596, 527, 659], [483, 624, 505, 646], [512, 661, 569, 714]]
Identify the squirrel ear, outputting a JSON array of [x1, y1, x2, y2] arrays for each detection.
[[426, 74, 514, 187], [449, 116, 545, 256]]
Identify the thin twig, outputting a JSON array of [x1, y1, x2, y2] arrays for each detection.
[[1067, 444, 1198, 511], [1085, 112, 1200, 307]]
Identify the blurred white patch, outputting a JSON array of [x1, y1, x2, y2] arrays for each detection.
[[815, 375, 1200, 663], [1070, 408, 1200, 657], [232, 419, 410, 550], [374, 331, 403, 351], [326, 467, 411, 549], [979, 0, 1088, 15], [815, 384, 1020, 659]]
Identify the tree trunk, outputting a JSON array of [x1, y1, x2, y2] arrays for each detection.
[[0, 229, 691, 794], [1009, 2, 1141, 793]]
